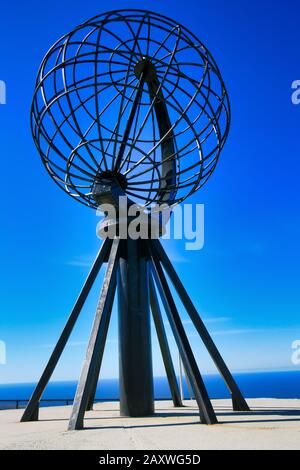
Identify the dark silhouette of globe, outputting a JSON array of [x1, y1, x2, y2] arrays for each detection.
[[31, 9, 230, 208]]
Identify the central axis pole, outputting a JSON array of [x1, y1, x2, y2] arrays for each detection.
[[118, 238, 154, 417]]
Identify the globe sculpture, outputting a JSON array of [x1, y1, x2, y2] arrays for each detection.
[[22, 9, 249, 430]]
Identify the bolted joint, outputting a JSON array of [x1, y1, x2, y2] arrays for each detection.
[[92, 171, 128, 208]]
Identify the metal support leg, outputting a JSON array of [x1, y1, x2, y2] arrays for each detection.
[[86, 376, 98, 411], [152, 239, 249, 412], [68, 238, 120, 430], [149, 275, 182, 407], [118, 239, 154, 417], [21, 238, 112, 422], [149, 243, 217, 425], [85, 280, 116, 412]]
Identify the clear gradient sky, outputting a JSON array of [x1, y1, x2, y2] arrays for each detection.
[[0, 0, 300, 383]]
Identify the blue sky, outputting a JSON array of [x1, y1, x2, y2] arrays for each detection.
[[0, 0, 300, 384]]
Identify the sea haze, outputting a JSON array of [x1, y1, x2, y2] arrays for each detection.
[[0, 370, 300, 409]]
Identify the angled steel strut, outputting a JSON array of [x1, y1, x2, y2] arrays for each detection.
[[21, 235, 249, 429]]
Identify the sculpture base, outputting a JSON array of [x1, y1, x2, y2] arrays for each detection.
[[21, 236, 249, 430]]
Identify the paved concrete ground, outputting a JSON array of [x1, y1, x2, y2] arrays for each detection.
[[0, 399, 300, 450]]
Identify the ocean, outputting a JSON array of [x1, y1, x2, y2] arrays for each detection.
[[1, 370, 300, 410]]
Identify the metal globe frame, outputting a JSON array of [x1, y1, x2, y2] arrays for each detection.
[[31, 9, 230, 209], [22, 10, 249, 431]]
